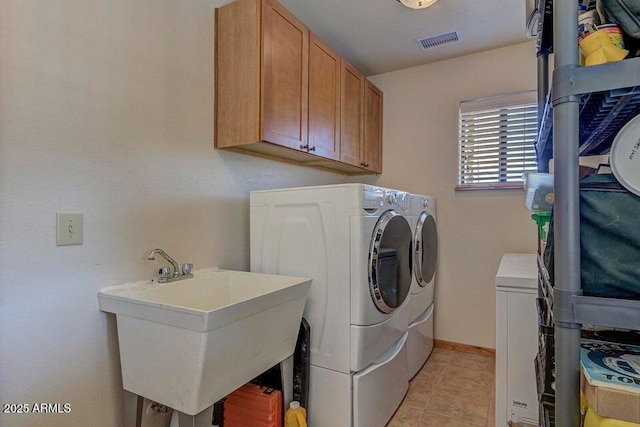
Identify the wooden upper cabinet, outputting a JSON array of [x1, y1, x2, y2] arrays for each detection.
[[339, 62, 383, 173], [215, 0, 262, 149], [308, 33, 340, 161], [261, 0, 309, 150], [340, 59, 364, 168], [215, 0, 308, 151], [215, 0, 382, 174], [363, 80, 383, 173]]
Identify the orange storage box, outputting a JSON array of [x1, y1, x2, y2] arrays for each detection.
[[224, 382, 283, 427]]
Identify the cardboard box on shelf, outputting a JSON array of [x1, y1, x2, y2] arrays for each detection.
[[581, 339, 640, 423]]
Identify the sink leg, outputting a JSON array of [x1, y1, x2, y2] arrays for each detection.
[[280, 353, 294, 412], [123, 391, 142, 427], [177, 406, 214, 427]]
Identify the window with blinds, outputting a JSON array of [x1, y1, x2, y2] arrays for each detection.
[[458, 91, 538, 189]]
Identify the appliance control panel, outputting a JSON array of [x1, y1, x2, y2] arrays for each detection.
[[361, 186, 410, 213], [409, 195, 435, 216], [384, 190, 410, 212]]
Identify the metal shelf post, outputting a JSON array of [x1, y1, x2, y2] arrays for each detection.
[[552, 0, 582, 426]]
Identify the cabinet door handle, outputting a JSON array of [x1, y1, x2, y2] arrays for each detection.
[[309, 146, 316, 152], [299, 144, 309, 150]]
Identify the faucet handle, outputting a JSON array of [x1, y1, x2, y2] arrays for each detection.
[[182, 263, 193, 276], [159, 266, 171, 280]]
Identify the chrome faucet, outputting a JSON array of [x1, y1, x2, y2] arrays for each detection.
[[147, 248, 193, 283]]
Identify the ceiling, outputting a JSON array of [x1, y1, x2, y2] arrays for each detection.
[[278, 0, 533, 76]]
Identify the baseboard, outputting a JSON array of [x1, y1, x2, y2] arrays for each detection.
[[434, 339, 495, 358]]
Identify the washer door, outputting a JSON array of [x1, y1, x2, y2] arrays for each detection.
[[369, 210, 412, 314], [414, 212, 437, 287]]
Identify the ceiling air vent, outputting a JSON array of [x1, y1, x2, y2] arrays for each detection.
[[416, 31, 460, 51]]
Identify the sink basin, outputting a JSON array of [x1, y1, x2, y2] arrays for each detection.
[[98, 268, 311, 416]]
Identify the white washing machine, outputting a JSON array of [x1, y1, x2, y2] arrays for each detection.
[[406, 194, 437, 379], [250, 184, 412, 427]]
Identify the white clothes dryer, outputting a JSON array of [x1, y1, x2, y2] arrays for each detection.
[[250, 184, 412, 427], [406, 194, 437, 379]]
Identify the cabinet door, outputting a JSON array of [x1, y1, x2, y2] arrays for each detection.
[[340, 60, 364, 168], [308, 33, 340, 160], [261, 0, 309, 150], [363, 79, 383, 173]]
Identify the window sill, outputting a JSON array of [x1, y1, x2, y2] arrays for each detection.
[[455, 183, 524, 191]]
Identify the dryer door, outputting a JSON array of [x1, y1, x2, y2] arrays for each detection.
[[414, 211, 438, 287], [369, 210, 412, 314]]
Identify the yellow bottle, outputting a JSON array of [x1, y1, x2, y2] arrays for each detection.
[[285, 401, 307, 427]]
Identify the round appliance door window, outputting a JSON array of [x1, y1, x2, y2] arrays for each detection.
[[368, 210, 413, 314], [414, 212, 437, 287]]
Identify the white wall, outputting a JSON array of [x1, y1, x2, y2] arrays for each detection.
[[1, 1, 539, 423], [368, 41, 539, 349], [0, 1, 347, 426]]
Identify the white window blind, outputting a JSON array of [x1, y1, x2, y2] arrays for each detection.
[[458, 91, 538, 189]]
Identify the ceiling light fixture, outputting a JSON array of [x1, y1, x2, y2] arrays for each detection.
[[397, 0, 438, 9]]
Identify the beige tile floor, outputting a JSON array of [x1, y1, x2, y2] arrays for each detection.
[[387, 348, 496, 427]]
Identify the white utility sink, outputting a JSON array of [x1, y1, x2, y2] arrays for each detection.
[[98, 268, 311, 416]]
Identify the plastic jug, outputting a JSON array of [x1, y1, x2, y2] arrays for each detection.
[[579, 29, 628, 66], [285, 401, 307, 427]]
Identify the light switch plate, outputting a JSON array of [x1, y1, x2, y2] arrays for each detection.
[[56, 213, 83, 246]]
